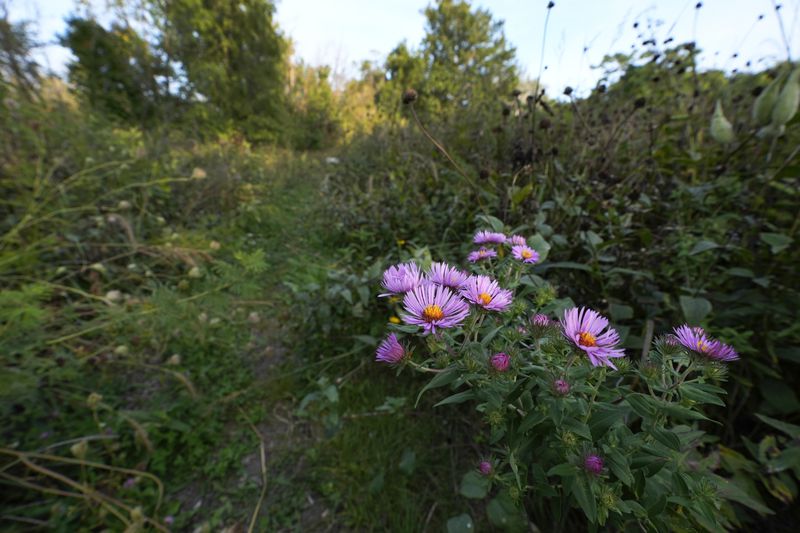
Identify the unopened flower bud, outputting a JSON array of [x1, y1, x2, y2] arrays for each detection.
[[167, 354, 181, 366], [105, 290, 123, 303], [117, 200, 132, 211], [771, 67, 800, 126], [402, 89, 418, 104], [188, 266, 203, 279], [209, 241, 221, 250], [490, 352, 510, 372], [114, 345, 129, 356], [70, 439, 88, 459], [191, 167, 207, 179], [479, 461, 492, 476], [710, 100, 735, 144], [87, 392, 103, 410], [554, 379, 570, 395], [584, 454, 604, 475]]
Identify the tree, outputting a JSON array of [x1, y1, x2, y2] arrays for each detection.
[[417, 0, 518, 117], [155, 0, 287, 141], [60, 17, 168, 124]]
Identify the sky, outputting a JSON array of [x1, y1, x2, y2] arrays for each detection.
[[8, 0, 800, 97]]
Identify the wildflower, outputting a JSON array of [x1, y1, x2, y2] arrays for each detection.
[[164, 516, 175, 526], [673, 325, 739, 361], [123, 477, 138, 489], [479, 461, 493, 476], [511, 245, 540, 264], [474, 230, 507, 245], [562, 307, 625, 369], [490, 352, 511, 372], [402, 284, 469, 334], [389, 316, 401, 324], [584, 454, 604, 475], [375, 333, 406, 364], [467, 248, 498, 263], [509, 235, 527, 246], [379, 262, 422, 297], [427, 262, 469, 289], [105, 290, 123, 303], [531, 314, 553, 328], [461, 275, 513, 312], [554, 379, 570, 395]]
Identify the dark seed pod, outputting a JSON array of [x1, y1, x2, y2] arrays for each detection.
[[547, 1, 555, 8], [401, 89, 418, 104], [502, 105, 511, 116], [540, 118, 552, 129], [597, 84, 607, 93], [634, 97, 647, 109], [479, 168, 490, 179], [563, 86, 573, 96]]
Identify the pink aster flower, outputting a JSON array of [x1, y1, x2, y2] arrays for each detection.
[[375, 333, 406, 364], [509, 235, 527, 246], [460, 275, 513, 312], [511, 245, 540, 264], [490, 352, 510, 372], [479, 461, 493, 476], [673, 325, 739, 361], [427, 262, 469, 289], [402, 284, 470, 334], [379, 262, 422, 297], [584, 454, 604, 475], [561, 307, 625, 369], [474, 230, 507, 244], [467, 248, 498, 263]]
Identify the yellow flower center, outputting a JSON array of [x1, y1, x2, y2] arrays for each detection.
[[697, 339, 709, 353], [422, 304, 444, 322], [389, 316, 401, 324], [578, 331, 597, 347], [521, 249, 533, 259], [478, 292, 493, 305]]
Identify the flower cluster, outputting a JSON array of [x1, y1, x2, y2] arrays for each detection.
[[467, 230, 540, 265]]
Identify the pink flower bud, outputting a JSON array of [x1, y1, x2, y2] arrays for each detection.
[[479, 461, 493, 476], [554, 379, 570, 395], [490, 352, 510, 372], [584, 454, 604, 475]]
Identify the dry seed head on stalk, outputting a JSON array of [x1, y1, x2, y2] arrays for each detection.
[[402, 88, 418, 104]]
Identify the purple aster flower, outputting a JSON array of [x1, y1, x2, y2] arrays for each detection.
[[164, 515, 175, 526], [427, 262, 469, 289], [402, 284, 470, 334], [673, 325, 739, 361], [584, 454, 604, 475], [460, 275, 513, 312], [531, 314, 553, 328], [123, 477, 138, 489], [509, 235, 527, 246], [375, 333, 406, 364], [553, 379, 570, 395], [490, 352, 510, 372], [561, 307, 625, 369], [511, 245, 540, 264], [379, 262, 422, 297], [474, 230, 507, 245], [479, 461, 493, 476], [467, 248, 498, 263]]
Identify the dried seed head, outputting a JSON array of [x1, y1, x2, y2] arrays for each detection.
[[401, 88, 418, 104]]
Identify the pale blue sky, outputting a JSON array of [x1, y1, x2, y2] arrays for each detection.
[[9, 0, 800, 96]]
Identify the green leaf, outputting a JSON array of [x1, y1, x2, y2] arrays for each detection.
[[760, 232, 792, 254], [755, 413, 800, 438], [609, 303, 633, 321], [476, 214, 505, 233], [711, 474, 774, 515], [486, 492, 524, 529], [562, 418, 592, 441], [415, 368, 458, 407], [690, 240, 720, 255], [679, 295, 712, 325], [398, 449, 416, 475], [570, 476, 597, 523], [539, 261, 592, 272], [528, 234, 551, 262], [605, 449, 633, 486], [446, 514, 475, 533], [651, 429, 681, 451], [459, 470, 490, 499], [434, 390, 475, 408], [680, 382, 726, 406], [589, 403, 629, 439], [511, 183, 533, 207], [547, 463, 578, 477], [625, 393, 658, 418]]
